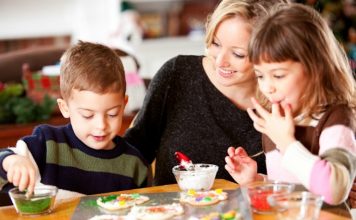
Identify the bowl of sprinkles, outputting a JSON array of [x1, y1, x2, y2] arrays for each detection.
[[172, 163, 219, 191], [9, 185, 57, 216], [247, 182, 294, 214]]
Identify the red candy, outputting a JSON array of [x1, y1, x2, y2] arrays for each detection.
[[249, 189, 274, 212]]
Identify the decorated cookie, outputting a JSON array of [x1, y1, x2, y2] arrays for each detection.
[[89, 214, 134, 220], [189, 210, 242, 220], [129, 203, 184, 220], [96, 193, 149, 211], [180, 189, 228, 206]]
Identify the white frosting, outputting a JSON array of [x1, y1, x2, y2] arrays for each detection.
[[174, 164, 218, 191], [178, 174, 213, 191]]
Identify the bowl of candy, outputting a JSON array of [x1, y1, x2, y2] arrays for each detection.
[[172, 163, 219, 191], [268, 191, 324, 220], [247, 181, 295, 214], [9, 185, 57, 216]]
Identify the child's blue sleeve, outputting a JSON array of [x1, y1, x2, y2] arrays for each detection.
[[0, 149, 15, 180]]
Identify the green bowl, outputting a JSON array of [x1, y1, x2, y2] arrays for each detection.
[[9, 185, 57, 216]]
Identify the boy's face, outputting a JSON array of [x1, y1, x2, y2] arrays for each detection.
[[254, 60, 307, 115], [57, 89, 128, 150]]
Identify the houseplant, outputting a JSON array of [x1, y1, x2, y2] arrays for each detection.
[[0, 82, 56, 124]]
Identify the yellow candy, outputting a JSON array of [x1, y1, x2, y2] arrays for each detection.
[[119, 200, 126, 206], [202, 212, 219, 220], [222, 211, 235, 218], [187, 189, 196, 195], [210, 212, 219, 217], [215, 188, 223, 194]]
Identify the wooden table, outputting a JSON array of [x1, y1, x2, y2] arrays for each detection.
[[0, 179, 351, 220]]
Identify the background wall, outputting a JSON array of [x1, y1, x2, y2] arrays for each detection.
[[0, 0, 119, 43]]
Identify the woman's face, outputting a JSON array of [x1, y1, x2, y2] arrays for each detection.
[[207, 16, 254, 87]]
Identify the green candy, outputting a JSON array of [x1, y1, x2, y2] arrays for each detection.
[[131, 193, 140, 199], [99, 195, 117, 203], [15, 197, 51, 214], [203, 197, 212, 202]]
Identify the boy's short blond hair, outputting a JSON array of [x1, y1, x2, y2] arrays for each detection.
[[59, 41, 126, 100]]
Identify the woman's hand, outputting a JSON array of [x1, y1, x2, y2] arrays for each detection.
[[247, 98, 296, 153], [225, 146, 258, 185]]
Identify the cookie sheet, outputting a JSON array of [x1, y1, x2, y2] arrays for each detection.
[[71, 189, 252, 220]]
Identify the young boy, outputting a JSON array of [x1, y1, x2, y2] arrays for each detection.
[[0, 41, 148, 195]]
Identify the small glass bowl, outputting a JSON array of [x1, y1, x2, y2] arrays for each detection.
[[268, 191, 324, 220], [9, 185, 57, 216], [172, 163, 218, 191], [247, 181, 295, 214]]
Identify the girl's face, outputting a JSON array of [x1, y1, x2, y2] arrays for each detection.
[[207, 16, 254, 87], [254, 60, 308, 115], [58, 89, 127, 150]]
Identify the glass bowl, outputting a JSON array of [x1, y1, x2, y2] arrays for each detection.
[[268, 191, 324, 220], [247, 182, 295, 214], [172, 163, 218, 191], [9, 185, 57, 216]]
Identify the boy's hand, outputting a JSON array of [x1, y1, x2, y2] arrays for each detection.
[[3, 155, 36, 194], [247, 98, 296, 153], [225, 146, 258, 185]]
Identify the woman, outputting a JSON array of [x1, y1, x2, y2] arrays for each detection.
[[124, 0, 289, 185]]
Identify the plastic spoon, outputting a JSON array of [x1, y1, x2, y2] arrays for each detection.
[[175, 151, 194, 171]]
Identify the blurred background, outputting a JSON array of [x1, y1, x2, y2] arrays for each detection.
[[297, 0, 356, 70], [0, 0, 218, 78], [0, 0, 355, 78], [0, 0, 354, 148]]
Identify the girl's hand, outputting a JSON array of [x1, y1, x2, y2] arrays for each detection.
[[4, 155, 36, 194], [225, 146, 258, 185], [247, 98, 296, 153]]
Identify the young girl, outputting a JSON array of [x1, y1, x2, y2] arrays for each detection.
[[225, 3, 356, 205]]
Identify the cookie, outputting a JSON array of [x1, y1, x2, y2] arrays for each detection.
[[129, 203, 184, 220], [190, 210, 242, 220], [89, 214, 133, 220], [180, 189, 227, 206], [96, 193, 149, 211]]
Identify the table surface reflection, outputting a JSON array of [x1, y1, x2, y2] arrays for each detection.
[[0, 179, 351, 220]]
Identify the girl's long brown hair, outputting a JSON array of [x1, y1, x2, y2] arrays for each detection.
[[249, 3, 356, 117]]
